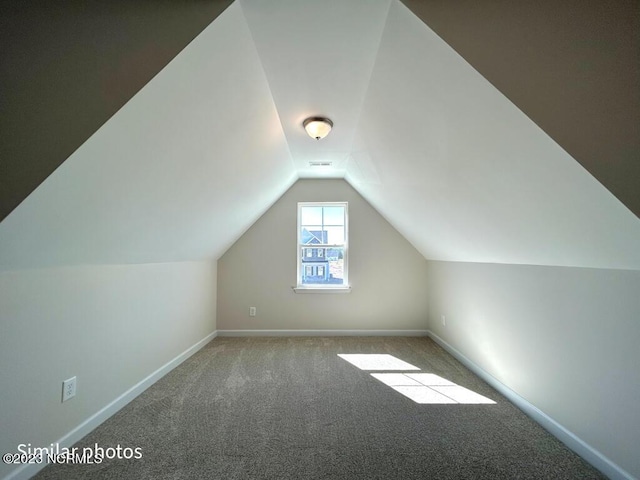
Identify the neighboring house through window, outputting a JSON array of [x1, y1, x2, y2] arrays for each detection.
[[297, 202, 348, 288]]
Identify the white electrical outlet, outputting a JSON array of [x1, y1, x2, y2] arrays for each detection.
[[249, 307, 256, 317], [441, 315, 446, 326], [62, 376, 76, 402]]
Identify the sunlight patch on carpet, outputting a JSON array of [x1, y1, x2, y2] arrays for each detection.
[[371, 373, 496, 405], [339, 354, 496, 405], [337, 354, 420, 371]]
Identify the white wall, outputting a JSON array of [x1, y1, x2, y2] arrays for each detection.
[[426, 260, 640, 479], [217, 179, 428, 331], [0, 260, 217, 479]]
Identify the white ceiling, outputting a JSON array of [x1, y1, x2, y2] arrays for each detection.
[[0, 3, 295, 269], [1, 0, 639, 271], [347, 1, 640, 269], [240, 0, 392, 178]]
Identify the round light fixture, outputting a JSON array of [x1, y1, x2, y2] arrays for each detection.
[[303, 117, 333, 140]]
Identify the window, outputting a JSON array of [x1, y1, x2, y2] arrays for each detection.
[[297, 202, 348, 290]]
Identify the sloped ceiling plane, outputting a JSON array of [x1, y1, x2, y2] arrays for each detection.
[[1, 0, 638, 271]]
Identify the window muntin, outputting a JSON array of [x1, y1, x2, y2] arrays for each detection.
[[297, 202, 348, 287]]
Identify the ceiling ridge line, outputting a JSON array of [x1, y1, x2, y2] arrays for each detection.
[[236, 0, 297, 175], [346, 0, 395, 165]]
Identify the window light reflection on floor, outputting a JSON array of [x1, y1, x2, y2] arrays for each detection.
[[339, 354, 496, 405], [337, 354, 420, 371], [373, 373, 496, 404]]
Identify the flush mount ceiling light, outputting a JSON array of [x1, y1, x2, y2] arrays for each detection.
[[303, 117, 333, 140]]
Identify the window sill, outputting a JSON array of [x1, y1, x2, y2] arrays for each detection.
[[293, 286, 351, 294]]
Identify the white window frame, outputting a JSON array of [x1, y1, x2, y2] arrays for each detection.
[[294, 201, 350, 293]]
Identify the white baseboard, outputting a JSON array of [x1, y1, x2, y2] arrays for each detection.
[[427, 330, 635, 480], [216, 329, 429, 337], [4, 331, 218, 480], [9, 329, 628, 480]]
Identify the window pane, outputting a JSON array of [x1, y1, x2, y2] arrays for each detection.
[[323, 206, 345, 226], [327, 247, 344, 284], [300, 226, 327, 244], [325, 226, 344, 245], [301, 206, 322, 225], [326, 247, 344, 260], [301, 254, 344, 284]]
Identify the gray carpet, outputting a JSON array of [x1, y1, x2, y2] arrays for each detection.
[[35, 337, 606, 479]]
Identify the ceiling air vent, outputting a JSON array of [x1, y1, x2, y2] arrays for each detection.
[[309, 162, 332, 167]]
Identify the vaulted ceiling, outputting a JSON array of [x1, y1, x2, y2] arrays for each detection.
[[1, 0, 639, 271]]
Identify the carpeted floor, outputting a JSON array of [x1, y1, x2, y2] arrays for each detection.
[[35, 337, 606, 479]]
